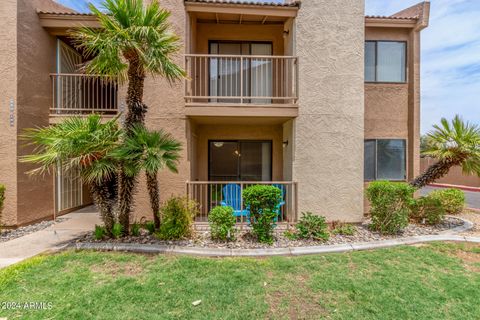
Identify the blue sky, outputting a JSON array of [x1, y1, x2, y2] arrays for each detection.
[[58, 0, 480, 133]]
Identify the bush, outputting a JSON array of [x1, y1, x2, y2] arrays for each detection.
[[0, 184, 4, 230], [243, 185, 282, 244], [208, 206, 236, 241], [366, 181, 415, 234], [94, 225, 106, 240], [158, 197, 198, 240], [410, 196, 445, 225], [331, 221, 356, 236], [429, 188, 465, 215], [144, 221, 155, 235], [112, 223, 123, 239], [295, 212, 330, 241], [131, 222, 141, 237]]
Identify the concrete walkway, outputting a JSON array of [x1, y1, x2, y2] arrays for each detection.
[[0, 206, 99, 269]]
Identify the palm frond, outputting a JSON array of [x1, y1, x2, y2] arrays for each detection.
[[70, 0, 185, 83]]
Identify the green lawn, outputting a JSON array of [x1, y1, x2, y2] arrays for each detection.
[[1, 243, 480, 319]]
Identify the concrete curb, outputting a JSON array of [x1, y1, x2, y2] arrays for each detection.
[[428, 183, 480, 193], [69, 217, 478, 257]]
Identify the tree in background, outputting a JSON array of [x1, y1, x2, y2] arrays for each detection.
[[411, 115, 480, 188]]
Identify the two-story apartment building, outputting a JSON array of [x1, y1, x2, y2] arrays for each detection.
[[0, 0, 430, 227]]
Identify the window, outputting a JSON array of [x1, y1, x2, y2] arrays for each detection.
[[365, 41, 407, 83], [364, 139, 406, 181], [209, 140, 272, 181]]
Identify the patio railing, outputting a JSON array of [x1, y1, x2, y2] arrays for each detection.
[[186, 181, 298, 226], [184, 54, 299, 105], [50, 73, 119, 115]]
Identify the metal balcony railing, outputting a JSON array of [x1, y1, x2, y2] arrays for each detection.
[[185, 54, 299, 105], [50, 73, 119, 115], [186, 181, 298, 226]]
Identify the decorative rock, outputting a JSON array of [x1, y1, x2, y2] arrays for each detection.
[[0, 218, 68, 243], [74, 217, 469, 250]]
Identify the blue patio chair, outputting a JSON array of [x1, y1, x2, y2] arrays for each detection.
[[220, 184, 249, 217], [272, 184, 286, 222]]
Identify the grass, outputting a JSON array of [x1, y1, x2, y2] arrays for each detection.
[[0, 242, 479, 319]]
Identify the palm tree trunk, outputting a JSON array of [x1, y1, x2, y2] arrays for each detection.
[[146, 171, 160, 229], [118, 55, 147, 234], [410, 159, 459, 189], [90, 179, 116, 236]]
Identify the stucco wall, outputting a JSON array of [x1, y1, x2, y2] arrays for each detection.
[[421, 158, 480, 188], [0, 0, 18, 226], [15, 0, 57, 225], [365, 27, 421, 181], [132, 0, 189, 222], [364, 84, 409, 139], [294, 0, 365, 222], [193, 123, 284, 181]]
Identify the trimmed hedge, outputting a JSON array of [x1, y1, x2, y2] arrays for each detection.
[[243, 185, 282, 244], [366, 181, 415, 234], [208, 206, 236, 241], [429, 188, 465, 215], [410, 196, 445, 225]]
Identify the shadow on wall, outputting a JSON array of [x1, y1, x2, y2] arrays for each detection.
[[421, 157, 480, 188]]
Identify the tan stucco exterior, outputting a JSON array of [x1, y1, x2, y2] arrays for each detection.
[[0, 0, 18, 226], [293, 0, 365, 222], [1, 0, 430, 226]]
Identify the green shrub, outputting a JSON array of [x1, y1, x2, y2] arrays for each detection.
[[366, 181, 415, 234], [144, 221, 155, 234], [112, 223, 123, 239], [429, 188, 465, 215], [208, 206, 236, 241], [331, 221, 356, 236], [94, 225, 106, 240], [0, 184, 5, 230], [243, 185, 282, 244], [131, 222, 141, 237], [410, 196, 445, 225], [158, 197, 198, 240], [294, 212, 330, 241]]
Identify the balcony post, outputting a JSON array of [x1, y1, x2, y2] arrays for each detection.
[[240, 56, 244, 104]]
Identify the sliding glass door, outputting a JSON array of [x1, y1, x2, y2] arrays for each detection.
[[209, 140, 272, 181], [209, 41, 273, 103]]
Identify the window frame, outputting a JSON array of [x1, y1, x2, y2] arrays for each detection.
[[365, 40, 408, 84], [364, 139, 407, 182], [208, 139, 273, 182]]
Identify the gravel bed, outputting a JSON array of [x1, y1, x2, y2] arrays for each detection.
[[76, 217, 465, 249], [0, 218, 68, 243]]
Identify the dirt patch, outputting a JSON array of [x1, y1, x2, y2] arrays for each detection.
[[90, 261, 144, 278], [266, 272, 328, 320], [441, 243, 480, 273]]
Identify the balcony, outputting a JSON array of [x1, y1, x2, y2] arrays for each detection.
[[184, 55, 298, 116], [50, 73, 119, 118], [186, 181, 298, 227]]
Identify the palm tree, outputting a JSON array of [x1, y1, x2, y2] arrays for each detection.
[[21, 115, 121, 234], [411, 115, 480, 188], [112, 125, 181, 229], [71, 0, 185, 232]]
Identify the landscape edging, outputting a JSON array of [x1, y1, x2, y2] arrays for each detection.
[[68, 216, 478, 257]]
